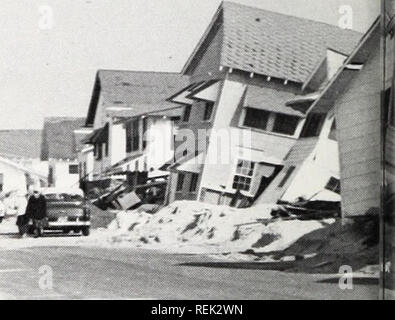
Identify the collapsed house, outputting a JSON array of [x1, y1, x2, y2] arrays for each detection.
[[79, 70, 189, 208], [163, 1, 361, 207]]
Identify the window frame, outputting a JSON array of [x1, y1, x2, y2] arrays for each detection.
[[203, 101, 215, 121], [189, 173, 199, 193], [176, 173, 185, 192], [232, 159, 256, 192], [242, 107, 270, 131], [272, 113, 300, 136], [182, 105, 192, 122], [69, 164, 79, 175]]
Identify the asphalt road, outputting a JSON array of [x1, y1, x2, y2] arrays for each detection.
[[0, 234, 378, 300]]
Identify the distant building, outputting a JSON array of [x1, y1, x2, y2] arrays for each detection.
[[41, 117, 85, 188], [0, 156, 47, 194], [164, 1, 361, 206], [0, 129, 48, 179]]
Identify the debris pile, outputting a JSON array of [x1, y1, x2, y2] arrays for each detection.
[[106, 201, 334, 254]]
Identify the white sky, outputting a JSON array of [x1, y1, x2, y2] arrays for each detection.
[[0, 0, 380, 129]]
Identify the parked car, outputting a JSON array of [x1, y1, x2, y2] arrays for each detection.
[[35, 188, 91, 236]]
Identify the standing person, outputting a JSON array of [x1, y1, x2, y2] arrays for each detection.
[[25, 189, 47, 238]]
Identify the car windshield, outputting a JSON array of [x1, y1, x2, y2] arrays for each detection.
[[45, 193, 84, 202]]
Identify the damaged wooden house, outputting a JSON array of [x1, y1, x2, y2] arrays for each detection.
[[79, 70, 188, 209], [162, 1, 362, 208]]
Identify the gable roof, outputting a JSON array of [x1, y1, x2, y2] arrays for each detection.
[[306, 17, 381, 114], [182, 1, 362, 84], [0, 130, 42, 159], [41, 117, 85, 161], [85, 70, 189, 127]]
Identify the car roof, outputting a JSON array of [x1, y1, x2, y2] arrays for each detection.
[[41, 187, 84, 196]]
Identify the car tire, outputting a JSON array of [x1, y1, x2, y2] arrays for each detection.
[[82, 227, 90, 236]]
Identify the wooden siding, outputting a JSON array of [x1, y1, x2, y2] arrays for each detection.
[[335, 46, 381, 217]]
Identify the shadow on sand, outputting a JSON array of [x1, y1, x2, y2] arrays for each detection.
[[177, 261, 295, 271]]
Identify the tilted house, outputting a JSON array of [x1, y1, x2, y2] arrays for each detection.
[[82, 70, 189, 187], [164, 1, 361, 206], [286, 17, 381, 218], [41, 117, 85, 188]]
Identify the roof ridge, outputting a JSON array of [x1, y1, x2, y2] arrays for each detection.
[[222, 1, 362, 35], [97, 69, 184, 75]]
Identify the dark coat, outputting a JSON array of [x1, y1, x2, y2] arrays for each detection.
[[25, 195, 47, 220]]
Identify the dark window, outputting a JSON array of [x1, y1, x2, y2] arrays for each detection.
[[272, 114, 299, 135], [104, 142, 109, 157], [183, 106, 192, 122], [83, 162, 87, 178], [300, 113, 326, 137], [142, 117, 148, 150], [176, 173, 185, 191], [232, 160, 256, 192], [325, 177, 341, 194], [131, 119, 140, 152], [0, 173, 3, 192], [328, 119, 337, 141], [48, 167, 54, 185], [96, 143, 103, 160], [125, 122, 131, 153], [203, 102, 214, 121], [243, 108, 270, 130], [69, 164, 79, 175], [232, 175, 252, 191], [189, 173, 199, 192], [278, 166, 296, 188]]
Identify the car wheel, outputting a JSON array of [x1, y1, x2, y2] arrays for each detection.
[[82, 227, 90, 236]]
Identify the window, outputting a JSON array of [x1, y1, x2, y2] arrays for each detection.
[[177, 173, 185, 191], [125, 119, 140, 152], [189, 173, 199, 192], [142, 117, 148, 150], [272, 114, 299, 136], [232, 175, 252, 192], [300, 113, 326, 138], [104, 142, 109, 157], [243, 108, 270, 130], [0, 173, 3, 192], [183, 106, 192, 122], [125, 122, 131, 153], [203, 102, 214, 121], [69, 164, 79, 175], [325, 177, 341, 194], [232, 160, 256, 192], [278, 166, 296, 188], [132, 119, 140, 152], [96, 143, 103, 160], [83, 162, 87, 178]]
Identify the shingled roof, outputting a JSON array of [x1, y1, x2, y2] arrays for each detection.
[[41, 117, 85, 161], [85, 70, 189, 126], [182, 1, 362, 84], [0, 130, 42, 159]]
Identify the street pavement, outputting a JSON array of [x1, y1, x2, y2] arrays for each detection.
[[0, 220, 378, 300]]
